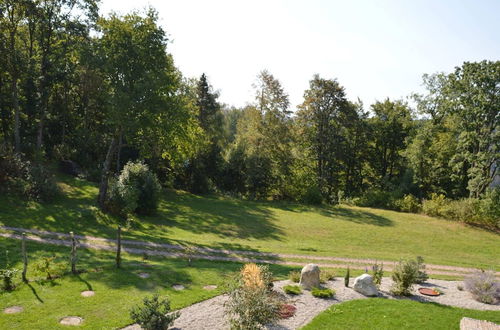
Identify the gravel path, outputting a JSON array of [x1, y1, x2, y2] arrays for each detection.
[[2, 226, 497, 278], [121, 277, 499, 330]]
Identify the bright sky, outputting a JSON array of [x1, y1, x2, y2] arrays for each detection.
[[99, 0, 500, 111]]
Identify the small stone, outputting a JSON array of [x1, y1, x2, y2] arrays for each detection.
[[60, 316, 83, 326], [353, 274, 378, 297], [172, 284, 185, 291], [4, 306, 23, 314], [299, 264, 320, 290], [203, 285, 217, 290], [138, 273, 150, 279], [81, 290, 95, 297]]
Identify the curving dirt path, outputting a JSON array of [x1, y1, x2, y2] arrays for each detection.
[[1, 226, 498, 278]]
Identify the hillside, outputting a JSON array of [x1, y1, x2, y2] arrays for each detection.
[[1, 175, 498, 271]]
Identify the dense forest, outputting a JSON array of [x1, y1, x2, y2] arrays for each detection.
[[0, 1, 498, 229]]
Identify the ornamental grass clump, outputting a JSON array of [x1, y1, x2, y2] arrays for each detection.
[[320, 269, 335, 283], [464, 270, 500, 305], [225, 263, 281, 330], [283, 285, 301, 295], [288, 270, 300, 283]]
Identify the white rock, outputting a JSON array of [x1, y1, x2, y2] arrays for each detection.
[[299, 264, 320, 290], [353, 274, 378, 296]]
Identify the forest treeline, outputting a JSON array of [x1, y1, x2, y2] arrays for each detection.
[[0, 2, 498, 228]]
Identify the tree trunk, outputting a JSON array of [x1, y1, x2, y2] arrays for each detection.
[[70, 231, 77, 274], [116, 131, 122, 173], [12, 76, 20, 153], [98, 136, 118, 209]]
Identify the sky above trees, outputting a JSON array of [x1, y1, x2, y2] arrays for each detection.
[[99, 0, 500, 110]]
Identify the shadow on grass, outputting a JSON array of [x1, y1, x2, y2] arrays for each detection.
[[27, 283, 44, 303], [319, 207, 393, 227]]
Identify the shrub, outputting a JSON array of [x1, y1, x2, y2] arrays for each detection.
[[477, 188, 500, 229], [283, 285, 301, 295], [354, 190, 398, 209], [130, 293, 179, 330], [422, 193, 448, 217], [311, 287, 335, 298], [34, 256, 65, 280], [344, 267, 350, 287], [464, 270, 500, 305], [320, 269, 335, 283], [278, 304, 296, 319], [0, 152, 59, 202], [394, 194, 421, 213], [288, 270, 300, 283], [390, 257, 427, 296], [300, 185, 323, 205], [108, 161, 161, 217], [371, 263, 384, 288], [0, 251, 19, 292], [225, 263, 280, 329]]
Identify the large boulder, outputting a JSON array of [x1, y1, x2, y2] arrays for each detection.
[[299, 264, 320, 290], [353, 274, 378, 296]]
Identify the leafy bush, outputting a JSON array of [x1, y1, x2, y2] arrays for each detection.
[[288, 270, 300, 283], [422, 193, 448, 217], [394, 194, 421, 213], [225, 263, 281, 329], [130, 293, 179, 330], [278, 304, 296, 319], [477, 188, 500, 229], [390, 257, 427, 296], [300, 185, 323, 205], [108, 161, 161, 217], [283, 285, 301, 295], [371, 263, 384, 288], [0, 251, 18, 292], [464, 270, 500, 304], [34, 256, 65, 280], [354, 190, 398, 209], [320, 269, 335, 283], [0, 152, 59, 202], [311, 287, 335, 298]]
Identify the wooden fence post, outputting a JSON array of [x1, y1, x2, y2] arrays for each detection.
[[21, 233, 28, 283], [116, 225, 122, 269], [70, 231, 77, 274]]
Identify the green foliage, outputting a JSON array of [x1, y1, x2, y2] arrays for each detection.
[[371, 263, 384, 288], [344, 267, 350, 287], [283, 285, 302, 295], [354, 189, 399, 209], [394, 194, 421, 213], [34, 256, 65, 281], [288, 270, 300, 283], [320, 269, 335, 283], [0, 152, 59, 202], [108, 161, 161, 217], [464, 271, 500, 305], [390, 257, 427, 296], [311, 287, 335, 298], [0, 251, 18, 292], [130, 293, 179, 330], [225, 264, 281, 330]]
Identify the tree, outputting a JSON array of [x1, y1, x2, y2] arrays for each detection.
[[368, 99, 413, 188], [297, 75, 359, 201], [96, 9, 183, 208]]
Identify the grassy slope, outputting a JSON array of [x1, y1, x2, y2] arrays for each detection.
[[302, 298, 500, 330], [0, 175, 499, 270], [0, 236, 293, 329]]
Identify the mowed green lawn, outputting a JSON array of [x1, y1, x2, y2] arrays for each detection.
[[302, 298, 500, 330], [0, 175, 499, 270], [0, 237, 292, 329]]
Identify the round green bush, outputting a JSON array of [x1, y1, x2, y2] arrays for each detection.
[[311, 287, 335, 298], [283, 285, 302, 295], [108, 161, 161, 217]]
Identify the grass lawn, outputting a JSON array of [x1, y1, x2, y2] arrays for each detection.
[[0, 237, 292, 329], [302, 298, 500, 330], [0, 175, 499, 270]]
